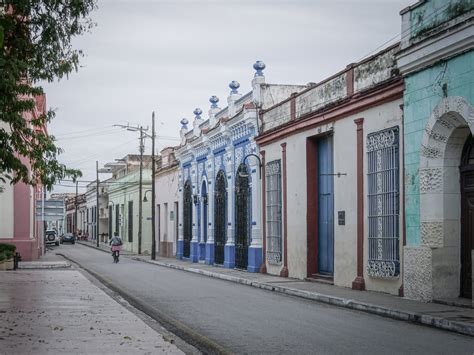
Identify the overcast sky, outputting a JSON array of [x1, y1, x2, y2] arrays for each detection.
[[43, 0, 414, 193]]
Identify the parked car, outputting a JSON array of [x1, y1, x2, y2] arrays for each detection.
[[45, 230, 60, 246], [61, 233, 76, 245]]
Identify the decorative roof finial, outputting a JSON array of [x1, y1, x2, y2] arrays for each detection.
[[229, 80, 240, 94], [180, 118, 189, 129], [209, 95, 219, 109], [253, 60, 266, 77], [193, 108, 202, 119]]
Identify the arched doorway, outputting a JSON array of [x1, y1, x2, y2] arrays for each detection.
[[235, 163, 250, 270], [460, 136, 474, 298], [214, 170, 226, 265], [409, 96, 474, 302], [201, 181, 208, 243], [183, 180, 192, 258]]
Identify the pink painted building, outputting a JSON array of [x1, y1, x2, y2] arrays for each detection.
[[0, 95, 47, 261]]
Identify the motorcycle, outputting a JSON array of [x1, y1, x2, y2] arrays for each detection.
[[111, 245, 121, 263]]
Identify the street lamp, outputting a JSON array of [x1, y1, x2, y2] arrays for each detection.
[[114, 112, 157, 259], [143, 190, 152, 203], [240, 153, 263, 179]]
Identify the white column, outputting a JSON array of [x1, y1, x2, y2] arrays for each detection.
[[225, 148, 235, 244], [207, 156, 215, 243], [191, 161, 198, 242], [249, 143, 261, 248], [178, 172, 184, 242]]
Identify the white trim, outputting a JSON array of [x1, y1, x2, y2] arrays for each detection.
[[397, 19, 474, 76]]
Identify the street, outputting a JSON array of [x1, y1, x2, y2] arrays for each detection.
[[57, 244, 473, 354]]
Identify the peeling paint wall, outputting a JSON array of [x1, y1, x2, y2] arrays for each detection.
[[296, 74, 347, 119], [409, 0, 473, 41], [263, 101, 291, 132], [262, 46, 400, 134], [261, 84, 307, 110], [403, 50, 474, 247], [354, 47, 398, 93]]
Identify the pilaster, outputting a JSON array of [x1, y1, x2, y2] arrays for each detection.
[[247, 141, 262, 272], [190, 161, 199, 262], [224, 147, 235, 269], [176, 171, 184, 259], [206, 156, 215, 265]]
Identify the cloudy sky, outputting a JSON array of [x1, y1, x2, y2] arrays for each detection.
[[43, 0, 414, 193]]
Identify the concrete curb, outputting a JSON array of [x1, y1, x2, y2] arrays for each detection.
[[19, 261, 71, 269], [57, 252, 229, 355], [133, 257, 474, 337]]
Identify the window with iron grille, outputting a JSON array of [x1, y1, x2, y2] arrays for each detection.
[[266, 160, 282, 264], [367, 126, 400, 278]]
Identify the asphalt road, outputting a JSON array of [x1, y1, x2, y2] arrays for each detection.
[[57, 244, 473, 354]]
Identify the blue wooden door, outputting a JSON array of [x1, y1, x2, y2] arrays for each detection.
[[318, 136, 334, 275]]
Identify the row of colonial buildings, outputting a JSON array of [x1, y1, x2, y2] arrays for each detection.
[[170, 0, 474, 305], [57, 0, 474, 305]]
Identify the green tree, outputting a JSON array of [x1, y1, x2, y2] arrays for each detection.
[[0, 0, 97, 191]]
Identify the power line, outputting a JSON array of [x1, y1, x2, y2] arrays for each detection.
[[356, 2, 452, 62]]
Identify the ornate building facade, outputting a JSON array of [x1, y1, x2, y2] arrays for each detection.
[[176, 62, 306, 271], [397, 0, 474, 303]]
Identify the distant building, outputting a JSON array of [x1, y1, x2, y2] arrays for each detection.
[[154, 147, 179, 257], [106, 155, 153, 253], [85, 180, 109, 242]]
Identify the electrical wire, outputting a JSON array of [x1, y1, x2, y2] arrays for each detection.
[[356, 2, 452, 62]]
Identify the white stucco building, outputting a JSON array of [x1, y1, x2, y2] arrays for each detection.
[[154, 147, 179, 257], [106, 155, 153, 254], [176, 62, 307, 272], [257, 45, 405, 295]]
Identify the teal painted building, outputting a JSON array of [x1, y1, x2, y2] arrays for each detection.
[[397, 0, 474, 302]]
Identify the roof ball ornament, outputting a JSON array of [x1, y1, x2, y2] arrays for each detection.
[[253, 60, 266, 77], [229, 80, 240, 94], [209, 95, 219, 109], [180, 118, 189, 129], [193, 108, 202, 119]]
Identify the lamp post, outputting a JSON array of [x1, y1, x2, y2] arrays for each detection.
[[97, 164, 113, 248], [96, 161, 99, 248], [108, 201, 115, 238], [151, 112, 156, 260]]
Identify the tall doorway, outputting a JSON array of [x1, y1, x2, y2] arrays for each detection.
[[460, 136, 474, 298], [317, 135, 334, 276], [183, 180, 192, 258], [214, 170, 226, 265], [235, 163, 250, 270]]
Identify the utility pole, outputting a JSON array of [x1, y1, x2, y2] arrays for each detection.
[[96, 160, 100, 248], [138, 127, 144, 255], [151, 111, 156, 260], [74, 181, 78, 236], [114, 123, 151, 255]]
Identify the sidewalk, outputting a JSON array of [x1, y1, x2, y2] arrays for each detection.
[[78, 241, 474, 337], [0, 255, 183, 354]]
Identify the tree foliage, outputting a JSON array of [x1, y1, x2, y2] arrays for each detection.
[[0, 0, 97, 191]]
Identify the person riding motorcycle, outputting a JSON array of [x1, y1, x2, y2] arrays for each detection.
[[109, 232, 122, 262]]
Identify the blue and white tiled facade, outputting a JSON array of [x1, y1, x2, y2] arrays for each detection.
[[176, 62, 306, 272]]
